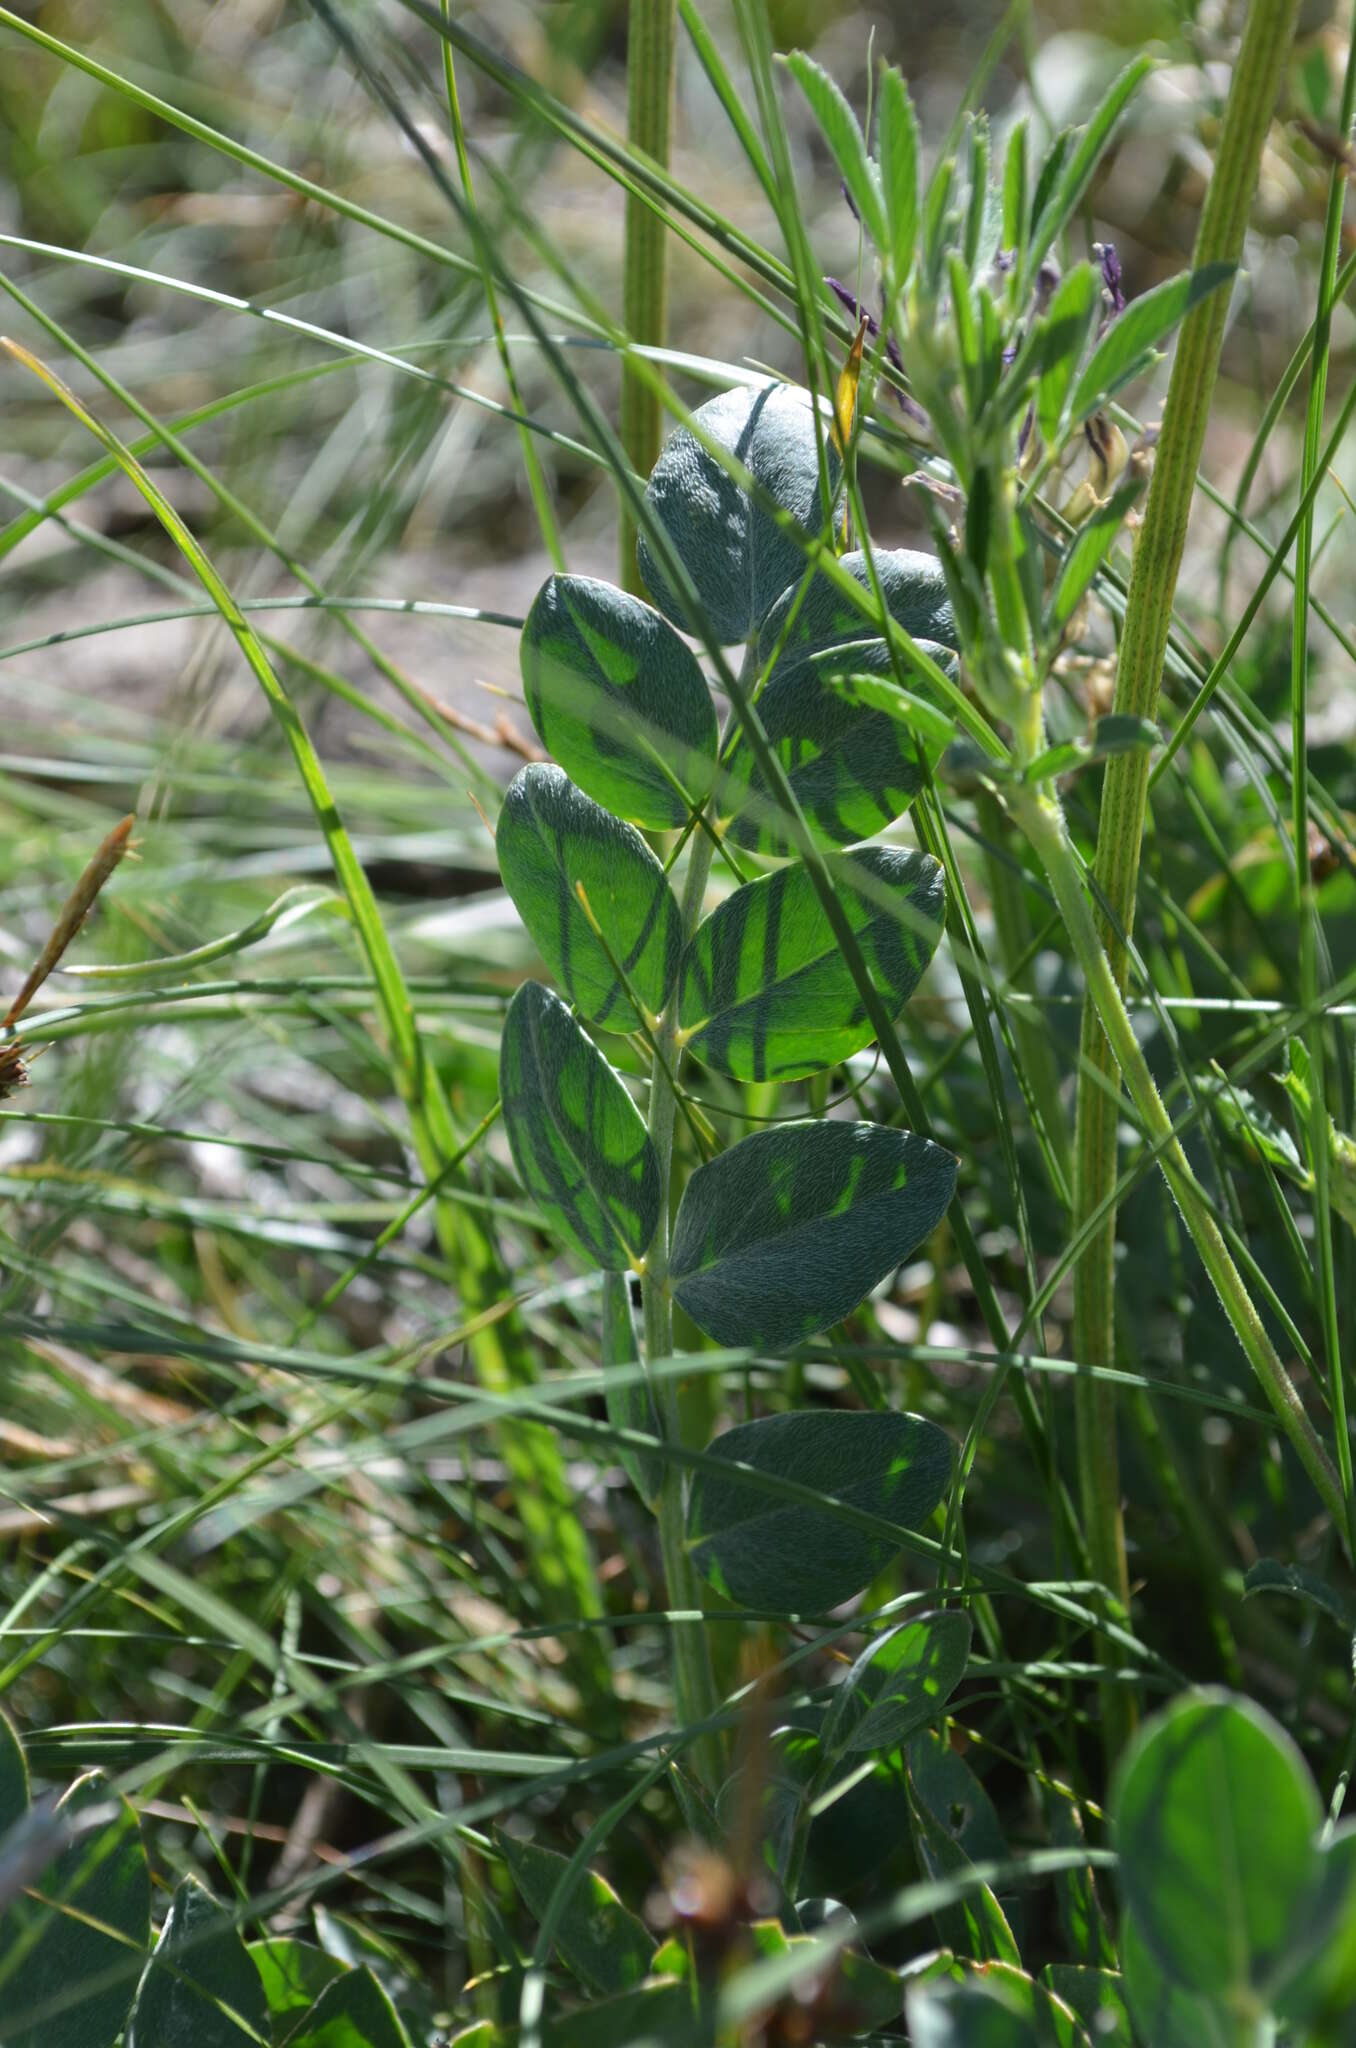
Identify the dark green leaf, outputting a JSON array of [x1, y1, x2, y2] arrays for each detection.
[[1119, 1911, 1253, 2048], [1043, 477, 1145, 638], [756, 547, 956, 681], [677, 847, 946, 1082], [520, 574, 717, 828], [494, 1827, 652, 1996], [670, 1118, 958, 1348], [497, 763, 680, 1029], [1070, 263, 1236, 424], [784, 53, 887, 251], [283, 1966, 412, 2048], [0, 1772, 151, 2048], [542, 1978, 694, 2048], [1113, 1688, 1323, 2001], [246, 1938, 344, 2038], [639, 382, 837, 643], [1026, 58, 1153, 284], [1037, 1968, 1131, 2047], [686, 1408, 954, 1610], [823, 1610, 972, 1756], [1242, 1558, 1355, 1629], [719, 639, 954, 852], [1276, 1825, 1356, 2042], [906, 1974, 1039, 2046], [908, 1730, 1006, 1867], [602, 1270, 663, 1506], [500, 981, 659, 1270], [878, 66, 920, 283], [127, 1875, 268, 2048]]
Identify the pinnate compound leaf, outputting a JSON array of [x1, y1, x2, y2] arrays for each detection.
[[283, 1966, 412, 2048], [1034, 263, 1100, 447], [0, 1770, 150, 2048], [1070, 262, 1235, 424], [127, 1874, 268, 2047], [639, 382, 838, 643], [823, 1609, 972, 1756], [678, 848, 946, 1082], [497, 764, 679, 1029], [686, 1409, 954, 1611], [500, 981, 659, 1271], [494, 1827, 652, 1996], [246, 1937, 345, 2035], [670, 1119, 957, 1349], [784, 53, 888, 254], [1112, 1688, 1323, 2002], [520, 575, 717, 828]]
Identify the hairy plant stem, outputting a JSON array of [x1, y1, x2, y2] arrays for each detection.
[[644, 817, 723, 1794], [1016, 786, 1346, 1537], [1068, 0, 1301, 1719], [619, 0, 677, 592]]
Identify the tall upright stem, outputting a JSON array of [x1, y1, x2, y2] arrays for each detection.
[[620, 0, 677, 592], [644, 822, 723, 1792], [1070, 0, 1300, 1735]]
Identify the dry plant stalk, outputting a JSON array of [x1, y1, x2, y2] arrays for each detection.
[[0, 813, 135, 1099]]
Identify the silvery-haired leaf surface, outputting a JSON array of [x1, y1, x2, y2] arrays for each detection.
[[822, 1609, 972, 1757], [0, 1767, 151, 2048], [638, 382, 839, 643], [519, 575, 717, 829], [717, 636, 956, 853], [755, 547, 957, 681], [126, 1874, 269, 2048], [678, 847, 945, 1083], [685, 1409, 953, 1611], [496, 764, 679, 1031], [669, 1119, 958, 1350], [499, 981, 659, 1271]]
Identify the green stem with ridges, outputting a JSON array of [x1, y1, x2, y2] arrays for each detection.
[[1019, 784, 1345, 1534], [1070, 0, 1301, 1723], [620, 0, 678, 592]]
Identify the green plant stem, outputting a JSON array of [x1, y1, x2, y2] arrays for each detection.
[[619, 0, 677, 591], [976, 790, 1072, 1208], [643, 820, 723, 1793], [1069, 0, 1301, 1711], [1017, 786, 1346, 1535]]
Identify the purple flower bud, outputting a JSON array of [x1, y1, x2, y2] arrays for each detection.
[[1094, 240, 1126, 314], [822, 277, 929, 426], [992, 247, 1015, 274], [825, 277, 880, 338]]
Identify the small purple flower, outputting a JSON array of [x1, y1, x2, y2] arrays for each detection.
[[1094, 240, 1126, 316]]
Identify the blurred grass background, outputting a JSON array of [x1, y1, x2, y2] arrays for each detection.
[[1, 0, 1355, 2031]]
